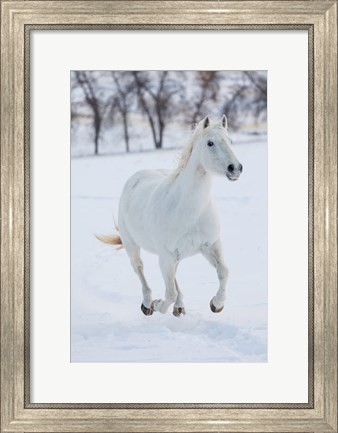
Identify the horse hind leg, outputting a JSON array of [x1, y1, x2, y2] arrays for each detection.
[[152, 255, 178, 315], [133, 255, 154, 316], [172, 279, 186, 317], [120, 225, 154, 316]]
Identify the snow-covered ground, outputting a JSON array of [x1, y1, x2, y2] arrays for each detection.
[[71, 137, 267, 362]]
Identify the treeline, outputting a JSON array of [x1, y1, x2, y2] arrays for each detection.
[[71, 70, 267, 155]]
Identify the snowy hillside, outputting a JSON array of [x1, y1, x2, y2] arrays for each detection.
[[71, 139, 268, 362]]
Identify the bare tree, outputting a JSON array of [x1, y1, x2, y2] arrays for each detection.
[[71, 70, 267, 157], [110, 72, 135, 153], [132, 71, 184, 149], [190, 71, 221, 123], [243, 71, 267, 117], [222, 71, 267, 130], [70, 74, 80, 133], [73, 71, 106, 155]]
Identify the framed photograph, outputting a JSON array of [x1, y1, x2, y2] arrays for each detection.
[[71, 69, 268, 364], [1, 1, 337, 432]]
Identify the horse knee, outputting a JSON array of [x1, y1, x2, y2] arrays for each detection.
[[218, 263, 229, 281]]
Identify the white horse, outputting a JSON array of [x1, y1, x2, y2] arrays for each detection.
[[97, 115, 243, 317]]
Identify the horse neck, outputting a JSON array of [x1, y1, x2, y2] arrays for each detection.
[[175, 148, 212, 209]]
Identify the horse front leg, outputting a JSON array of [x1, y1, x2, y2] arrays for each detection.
[[201, 240, 229, 313], [152, 255, 178, 315]]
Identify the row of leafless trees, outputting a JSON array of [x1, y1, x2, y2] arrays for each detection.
[[71, 70, 267, 155]]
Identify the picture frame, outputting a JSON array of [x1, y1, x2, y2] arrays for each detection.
[[1, 1, 337, 432]]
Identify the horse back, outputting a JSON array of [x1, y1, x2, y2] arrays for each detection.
[[121, 169, 168, 201]]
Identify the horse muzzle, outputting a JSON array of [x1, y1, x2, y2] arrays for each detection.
[[226, 162, 242, 181], [226, 171, 241, 181]]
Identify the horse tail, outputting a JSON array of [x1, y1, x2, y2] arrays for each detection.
[[95, 215, 123, 250], [95, 234, 124, 250]]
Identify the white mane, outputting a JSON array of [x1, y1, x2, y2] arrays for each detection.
[[168, 119, 226, 183], [168, 122, 205, 183]]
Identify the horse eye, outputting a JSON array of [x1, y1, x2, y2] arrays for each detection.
[[207, 141, 214, 147]]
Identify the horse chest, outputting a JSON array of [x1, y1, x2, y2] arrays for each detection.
[[152, 192, 219, 258], [172, 222, 211, 259]]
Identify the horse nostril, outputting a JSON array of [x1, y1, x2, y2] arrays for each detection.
[[228, 164, 235, 173], [238, 163, 243, 172]]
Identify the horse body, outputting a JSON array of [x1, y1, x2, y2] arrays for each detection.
[[100, 115, 243, 316], [119, 166, 220, 259]]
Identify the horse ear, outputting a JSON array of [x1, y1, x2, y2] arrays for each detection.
[[191, 122, 198, 131], [203, 116, 210, 128], [221, 114, 228, 129]]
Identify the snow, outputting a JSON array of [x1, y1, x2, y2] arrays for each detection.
[[71, 137, 267, 362]]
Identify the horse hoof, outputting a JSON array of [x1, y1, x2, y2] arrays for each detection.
[[173, 306, 186, 317], [210, 299, 224, 313], [141, 303, 153, 316]]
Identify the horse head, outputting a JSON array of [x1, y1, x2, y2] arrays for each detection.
[[195, 115, 243, 181]]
